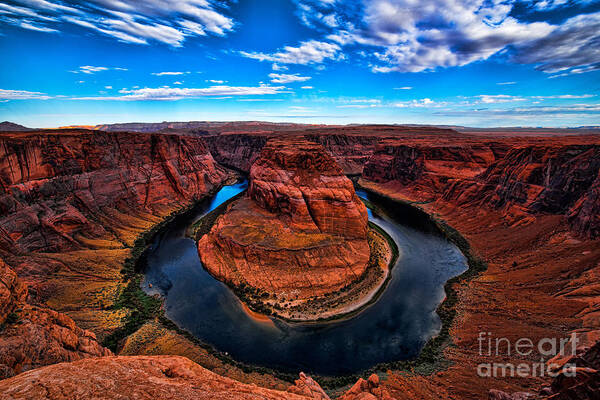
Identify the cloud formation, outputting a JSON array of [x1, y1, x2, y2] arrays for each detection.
[[152, 71, 189, 76], [511, 12, 600, 76], [72, 84, 287, 100], [240, 40, 342, 65], [268, 73, 312, 83], [289, 0, 599, 74], [0, 89, 52, 100], [3, 0, 235, 46], [70, 66, 126, 74]]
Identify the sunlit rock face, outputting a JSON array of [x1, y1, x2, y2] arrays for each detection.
[[198, 138, 370, 301], [362, 140, 600, 239], [248, 138, 368, 238]]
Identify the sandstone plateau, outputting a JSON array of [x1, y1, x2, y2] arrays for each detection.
[[0, 123, 599, 400], [197, 138, 377, 318]]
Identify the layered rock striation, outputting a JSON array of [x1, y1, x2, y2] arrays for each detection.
[[198, 138, 371, 312], [0, 259, 110, 379], [362, 139, 600, 238], [0, 129, 233, 378], [0, 130, 230, 253]]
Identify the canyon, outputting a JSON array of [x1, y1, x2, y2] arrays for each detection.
[[0, 123, 599, 399]]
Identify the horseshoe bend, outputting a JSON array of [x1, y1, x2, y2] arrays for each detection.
[[0, 123, 599, 400], [197, 138, 395, 321]]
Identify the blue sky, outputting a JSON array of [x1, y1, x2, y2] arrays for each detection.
[[0, 0, 599, 128]]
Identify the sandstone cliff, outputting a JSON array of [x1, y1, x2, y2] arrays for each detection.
[[0, 130, 230, 253], [362, 139, 600, 238], [204, 133, 268, 172], [0, 354, 403, 400], [198, 138, 370, 308], [0, 259, 26, 324], [0, 129, 233, 378], [0, 259, 110, 379]]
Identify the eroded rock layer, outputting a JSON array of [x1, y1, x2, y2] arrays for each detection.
[[362, 139, 600, 238], [0, 129, 233, 378], [0, 356, 318, 400], [198, 138, 370, 302], [0, 130, 230, 253]]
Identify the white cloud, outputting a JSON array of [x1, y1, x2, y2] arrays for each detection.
[[301, 86, 314, 89], [16, 0, 81, 14], [393, 86, 412, 90], [497, 82, 516, 85], [206, 79, 226, 84], [294, 0, 569, 73], [0, 3, 56, 20], [19, 21, 58, 32], [152, 71, 189, 76], [272, 63, 288, 71], [0, 89, 52, 100], [531, 94, 595, 99], [477, 95, 527, 103], [70, 65, 127, 74], [392, 98, 437, 107], [102, 12, 187, 47], [513, 12, 600, 75], [5, 0, 235, 45], [71, 84, 287, 100], [240, 40, 342, 65], [268, 73, 312, 83]]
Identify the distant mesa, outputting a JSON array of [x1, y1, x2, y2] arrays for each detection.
[[0, 121, 32, 132], [197, 138, 390, 320]]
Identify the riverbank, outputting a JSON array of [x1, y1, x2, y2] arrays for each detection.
[[355, 178, 599, 398]]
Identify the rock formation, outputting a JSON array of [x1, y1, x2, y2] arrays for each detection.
[[362, 139, 600, 238], [204, 133, 268, 172], [1, 125, 600, 400], [0, 130, 231, 253], [0, 129, 233, 378], [0, 259, 110, 379], [198, 138, 370, 308], [0, 356, 322, 400], [0, 259, 26, 324]]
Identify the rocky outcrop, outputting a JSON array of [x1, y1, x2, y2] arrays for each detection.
[[361, 139, 600, 238], [287, 372, 331, 399], [204, 133, 268, 172], [0, 130, 230, 253], [0, 305, 111, 379], [0, 259, 109, 379], [488, 339, 600, 400], [363, 140, 499, 187], [0, 259, 26, 324], [338, 373, 395, 400], [198, 138, 370, 307], [306, 134, 379, 175], [0, 129, 232, 379], [568, 170, 600, 239], [248, 139, 368, 238], [0, 356, 322, 400]]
